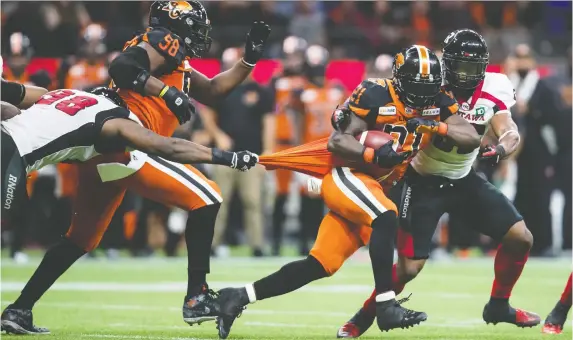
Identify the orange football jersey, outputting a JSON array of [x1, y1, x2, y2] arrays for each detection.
[[342, 78, 458, 184], [301, 83, 345, 144], [273, 75, 307, 146], [112, 27, 192, 136], [65, 60, 108, 90]]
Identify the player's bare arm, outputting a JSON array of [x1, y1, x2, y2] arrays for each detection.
[[1, 79, 48, 110], [442, 114, 481, 148], [100, 118, 258, 171], [1, 101, 21, 120], [479, 111, 520, 163], [187, 22, 271, 106], [327, 108, 369, 161]]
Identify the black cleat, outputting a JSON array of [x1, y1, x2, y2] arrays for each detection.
[[1, 306, 50, 335], [483, 300, 540, 328], [542, 301, 571, 334], [376, 295, 427, 332], [216, 287, 249, 339], [183, 285, 220, 326], [337, 308, 375, 338]]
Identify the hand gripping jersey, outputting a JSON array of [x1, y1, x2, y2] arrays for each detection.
[[342, 78, 458, 184], [301, 83, 346, 144], [113, 27, 192, 136], [411, 72, 516, 179], [1, 89, 140, 174]]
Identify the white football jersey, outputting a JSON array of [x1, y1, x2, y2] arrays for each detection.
[[1, 89, 140, 174], [411, 72, 516, 179]]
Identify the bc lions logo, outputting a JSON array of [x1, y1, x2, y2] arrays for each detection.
[[394, 53, 405, 70], [162, 1, 194, 19]]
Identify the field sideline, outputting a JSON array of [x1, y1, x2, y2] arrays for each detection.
[[1, 254, 571, 340]]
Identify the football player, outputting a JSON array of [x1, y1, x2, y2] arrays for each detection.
[[215, 45, 480, 339], [542, 273, 572, 334], [0, 87, 258, 229], [1, 0, 270, 334], [337, 29, 538, 338], [1, 78, 48, 112]]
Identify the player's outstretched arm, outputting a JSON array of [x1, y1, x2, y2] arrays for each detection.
[[100, 118, 258, 171], [442, 114, 481, 148], [1, 79, 47, 109], [480, 111, 520, 163], [187, 22, 271, 106]]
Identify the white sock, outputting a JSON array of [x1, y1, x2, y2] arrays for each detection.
[[245, 283, 257, 304], [375, 291, 396, 302]]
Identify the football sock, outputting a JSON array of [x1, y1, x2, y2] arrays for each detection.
[[559, 274, 572, 307], [12, 238, 86, 310], [490, 243, 529, 300], [272, 195, 288, 253], [252, 255, 327, 301], [185, 203, 220, 297], [363, 264, 406, 314], [369, 211, 398, 296]]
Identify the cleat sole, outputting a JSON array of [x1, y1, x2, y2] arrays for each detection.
[[183, 316, 217, 326], [0, 320, 50, 335]]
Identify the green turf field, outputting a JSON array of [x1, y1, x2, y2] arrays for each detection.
[[1, 253, 571, 339]]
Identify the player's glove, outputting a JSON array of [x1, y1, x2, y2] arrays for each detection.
[[365, 141, 409, 168], [406, 117, 448, 136], [159, 86, 192, 124], [479, 144, 506, 166], [212, 148, 259, 171], [242, 21, 271, 67]]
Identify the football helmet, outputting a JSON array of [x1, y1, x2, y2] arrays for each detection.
[[392, 45, 442, 110], [442, 29, 489, 90], [91, 87, 128, 109], [149, 1, 212, 58]]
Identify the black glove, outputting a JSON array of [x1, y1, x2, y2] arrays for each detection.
[[373, 141, 409, 168], [212, 149, 259, 171], [160, 86, 192, 124], [406, 117, 441, 134], [242, 21, 271, 67], [479, 144, 506, 166]]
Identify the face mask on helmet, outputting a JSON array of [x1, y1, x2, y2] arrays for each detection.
[[395, 75, 442, 110], [443, 57, 487, 90], [183, 19, 212, 58]]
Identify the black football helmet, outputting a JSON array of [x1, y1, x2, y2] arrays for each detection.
[[392, 45, 442, 110], [442, 29, 489, 90], [91, 87, 128, 109], [149, 1, 212, 58]]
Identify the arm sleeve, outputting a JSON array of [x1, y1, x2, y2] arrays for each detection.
[[108, 46, 151, 89], [1, 79, 25, 106]]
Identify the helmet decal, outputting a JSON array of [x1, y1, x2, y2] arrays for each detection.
[[394, 53, 405, 70], [414, 45, 430, 75], [162, 1, 194, 19]]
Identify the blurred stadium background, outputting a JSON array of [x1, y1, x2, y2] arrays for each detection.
[[1, 1, 571, 263]]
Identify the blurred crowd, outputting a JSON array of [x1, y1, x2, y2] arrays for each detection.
[[1, 1, 571, 262]]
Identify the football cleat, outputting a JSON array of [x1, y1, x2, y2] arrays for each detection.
[[336, 308, 375, 338], [376, 295, 427, 332], [1, 306, 50, 335], [541, 301, 571, 334], [216, 287, 249, 339], [482, 300, 541, 327], [183, 285, 220, 326]]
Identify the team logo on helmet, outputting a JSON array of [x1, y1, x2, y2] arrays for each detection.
[[394, 53, 405, 70], [162, 1, 194, 19]]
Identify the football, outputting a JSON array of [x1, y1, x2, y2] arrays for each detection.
[[353, 130, 398, 180], [354, 130, 397, 151]]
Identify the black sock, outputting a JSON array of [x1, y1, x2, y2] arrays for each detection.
[[272, 195, 287, 252], [12, 238, 86, 310], [253, 255, 327, 300], [369, 211, 398, 295], [185, 203, 220, 297]]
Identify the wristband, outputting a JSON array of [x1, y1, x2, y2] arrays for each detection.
[[496, 144, 507, 159], [158, 85, 169, 98], [241, 57, 255, 68], [19, 84, 26, 104], [211, 148, 233, 166], [437, 122, 448, 136], [363, 147, 375, 164]]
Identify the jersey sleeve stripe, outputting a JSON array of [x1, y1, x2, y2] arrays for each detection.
[[348, 104, 370, 117], [480, 91, 507, 110], [448, 103, 459, 114]]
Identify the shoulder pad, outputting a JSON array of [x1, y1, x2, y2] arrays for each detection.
[[481, 72, 516, 111], [349, 79, 391, 111], [143, 27, 187, 66]]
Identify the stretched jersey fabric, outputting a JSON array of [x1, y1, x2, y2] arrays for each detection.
[[1, 89, 140, 174], [411, 72, 516, 179], [260, 78, 458, 185], [112, 27, 192, 136]]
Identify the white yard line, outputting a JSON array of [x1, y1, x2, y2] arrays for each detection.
[[82, 335, 209, 340]]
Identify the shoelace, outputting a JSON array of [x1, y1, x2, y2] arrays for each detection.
[[206, 289, 219, 300], [395, 294, 418, 317]]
